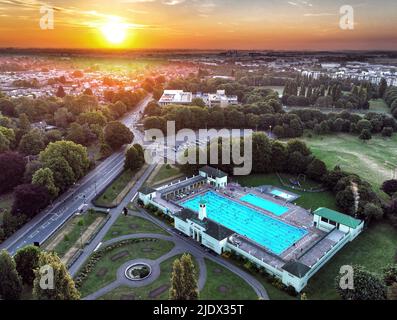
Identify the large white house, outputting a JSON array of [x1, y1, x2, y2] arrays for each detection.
[[159, 90, 238, 108], [138, 166, 364, 293]]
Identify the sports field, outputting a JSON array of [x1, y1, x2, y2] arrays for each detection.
[[301, 133, 397, 197]]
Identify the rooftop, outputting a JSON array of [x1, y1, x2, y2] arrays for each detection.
[[314, 207, 362, 229], [199, 165, 228, 178], [174, 208, 234, 241]]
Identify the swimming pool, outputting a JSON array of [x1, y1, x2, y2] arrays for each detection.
[[240, 193, 289, 216], [180, 191, 307, 255], [270, 189, 295, 201]]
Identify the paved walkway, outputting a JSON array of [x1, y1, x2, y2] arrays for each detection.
[[81, 209, 269, 300]]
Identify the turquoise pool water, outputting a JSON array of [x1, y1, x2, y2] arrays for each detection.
[[240, 193, 289, 216], [180, 191, 307, 255]]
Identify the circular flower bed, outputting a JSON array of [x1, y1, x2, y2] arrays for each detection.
[[125, 263, 151, 281]]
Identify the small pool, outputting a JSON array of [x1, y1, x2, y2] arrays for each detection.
[[240, 193, 289, 216], [180, 191, 306, 255], [270, 189, 295, 201]]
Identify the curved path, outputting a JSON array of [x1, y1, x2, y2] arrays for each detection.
[[80, 210, 269, 300]]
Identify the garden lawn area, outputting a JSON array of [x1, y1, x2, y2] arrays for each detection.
[[200, 259, 258, 300], [94, 169, 136, 207], [305, 222, 397, 300], [51, 211, 106, 258], [103, 215, 169, 241], [78, 239, 174, 297], [99, 254, 197, 300], [369, 98, 390, 114], [301, 133, 397, 197], [235, 173, 337, 211], [148, 165, 183, 186]]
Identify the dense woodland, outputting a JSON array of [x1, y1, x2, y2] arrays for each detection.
[[0, 87, 146, 242]]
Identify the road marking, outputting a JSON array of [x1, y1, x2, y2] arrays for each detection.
[[94, 242, 102, 252]]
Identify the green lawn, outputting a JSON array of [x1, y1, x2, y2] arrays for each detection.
[[99, 254, 197, 300], [78, 239, 175, 297], [235, 173, 337, 211], [301, 133, 397, 196], [103, 215, 168, 241], [94, 169, 136, 207], [200, 259, 258, 300], [52, 211, 106, 258], [305, 222, 397, 300], [149, 165, 183, 186], [369, 98, 390, 114]]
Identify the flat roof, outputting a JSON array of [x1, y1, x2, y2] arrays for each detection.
[[314, 207, 362, 229], [199, 166, 228, 178]]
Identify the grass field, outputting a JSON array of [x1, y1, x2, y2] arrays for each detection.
[[200, 259, 258, 300], [78, 239, 175, 297], [94, 169, 136, 207], [305, 222, 397, 299], [99, 254, 197, 300], [369, 99, 390, 114], [146, 164, 183, 187], [234, 173, 337, 211], [49, 211, 106, 258], [99, 256, 259, 300], [301, 133, 397, 196], [103, 215, 168, 241]]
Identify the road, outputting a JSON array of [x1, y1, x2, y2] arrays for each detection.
[[0, 95, 152, 255]]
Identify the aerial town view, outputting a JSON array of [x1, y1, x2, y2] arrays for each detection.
[[0, 0, 397, 314]]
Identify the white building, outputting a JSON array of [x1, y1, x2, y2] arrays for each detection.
[[138, 166, 364, 293], [159, 89, 238, 108], [159, 90, 193, 106]]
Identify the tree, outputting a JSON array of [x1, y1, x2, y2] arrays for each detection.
[[359, 129, 372, 142], [32, 168, 59, 198], [12, 184, 50, 218], [363, 203, 383, 224], [336, 187, 356, 215], [191, 97, 206, 108], [306, 158, 327, 181], [271, 141, 288, 172], [0, 98, 16, 117], [44, 157, 75, 192], [33, 251, 80, 300], [169, 254, 199, 300], [336, 265, 387, 300], [180, 254, 199, 300], [381, 179, 397, 197], [18, 128, 46, 155], [378, 78, 388, 98], [0, 130, 10, 152], [104, 121, 134, 150], [287, 151, 307, 175], [124, 145, 145, 171], [39, 141, 90, 184], [56, 86, 66, 98], [0, 151, 26, 194], [14, 245, 41, 286], [169, 258, 184, 300], [0, 250, 23, 300], [251, 132, 272, 173], [287, 139, 311, 157]]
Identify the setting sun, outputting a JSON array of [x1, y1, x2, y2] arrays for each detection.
[[100, 21, 127, 45]]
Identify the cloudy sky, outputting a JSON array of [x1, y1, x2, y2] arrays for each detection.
[[0, 0, 396, 50]]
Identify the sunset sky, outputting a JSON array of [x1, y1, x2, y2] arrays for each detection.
[[0, 0, 396, 50]]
